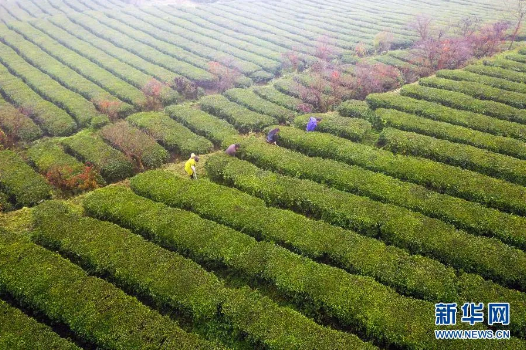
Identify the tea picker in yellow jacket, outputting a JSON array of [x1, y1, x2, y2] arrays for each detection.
[[185, 153, 199, 179]]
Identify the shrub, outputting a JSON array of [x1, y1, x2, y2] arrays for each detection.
[[61, 131, 133, 182], [205, 154, 526, 292], [224, 88, 295, 122], [484, 57, 526, 73], [0, 299, 80, 350], [275, 126, 526, 216], [100, 121, 169, 170], [199, 95, 275, 133], [0, 238, 218, 349], [293, 113, 371, 141], [126, 112, 213, 157], [35, 200, 368, 350], [48, 15, 180, 87], [165, 105, 238, 146], [249, 70, 274, 83], [89, 114, 110, 129], [0, 191, 14, 212], [374, 108, 526, 160], [366, 93, 526, 141], [0, 150, 52, 208]]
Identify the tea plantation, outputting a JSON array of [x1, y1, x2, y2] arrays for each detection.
[[1, 0, 525, 349]]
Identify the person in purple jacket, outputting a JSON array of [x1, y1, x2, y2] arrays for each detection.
[[306, 117, 322, 132]]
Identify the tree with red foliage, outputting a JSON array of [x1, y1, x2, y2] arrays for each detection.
[[46, 163, 100, 195], [93, 99, 123, 122], [173, 76, 199, 100], [208, 60, 240, 93], [352, 62, 402, 99], [141, 78, 165, 111]]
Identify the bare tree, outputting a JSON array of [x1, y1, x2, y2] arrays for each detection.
[[507, 0, 526, 49]]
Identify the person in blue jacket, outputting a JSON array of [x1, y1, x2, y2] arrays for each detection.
[[306, 117, 322, 132]]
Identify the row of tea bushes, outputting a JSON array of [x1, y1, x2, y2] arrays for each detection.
[[275, 126, 526, 216], [235, 137, 526, 250], [224, 88, 295, 122], [127, 112, 213, 157], [199, 95, 275, 133], [68, 13, 216, 86], [0, 97, 42, 142], [48, 15, 180, 85], [34, 200, 372, 350], [165, 105, 238, 146], [0, 36, 100, 127], [366, 93, 526, 141], [0, 235, 220, 349], [0, 150, 52, 208], [0, 298, 80, 350], [205, 154, 526, 291], [8, 21, 147, 107], [83, 185, 508, 349], [379, 127, 526, 186], [401, 84, 526, 125]]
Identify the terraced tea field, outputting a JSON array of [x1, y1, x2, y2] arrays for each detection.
[[1, 0, 526, 349]]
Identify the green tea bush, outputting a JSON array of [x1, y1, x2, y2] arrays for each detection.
[[199, 95, 275, 132], [0, 150, 52, 208], [127, 112, 213, 157], [0, 98, 42, 142], [61, 131, 133, 182], [224, 88, 295, 122], [165, 105, 237, 146], [293, 112, 372, 141], [276, 126, 526, 215], [418, 77, 526, 111], [0, 299, 80, 350], [253, 86, 309, 112], [49, 15, 180, 84], [0, 62, 77, 136], [131, 170, 458, 302], [484, 57, 526, 73], [465, 64, 526, 84], [0, 34, 101, 127], [234, 137, 526, 250], [436, 69, 526, 94], [68, 13, 216, 86], [84, 186, 481, 350], [9, 21, 147, 107]]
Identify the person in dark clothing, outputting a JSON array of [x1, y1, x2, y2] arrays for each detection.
[[266, 128, 280, 144], [225, 143, 240, 156]]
